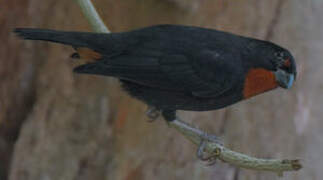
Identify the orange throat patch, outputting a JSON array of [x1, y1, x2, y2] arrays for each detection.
[[243, 68, 278, 99]]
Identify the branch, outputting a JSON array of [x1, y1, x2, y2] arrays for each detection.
[[168, 119, 302, 175], [74, 0, 302, 175], [74, 0, 109, 33]]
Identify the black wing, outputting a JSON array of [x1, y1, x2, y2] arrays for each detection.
[[160, 51, 242, 97], [74, 49, 242, 98]]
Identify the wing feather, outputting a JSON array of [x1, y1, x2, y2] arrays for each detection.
[[74, 49, 242, 98]]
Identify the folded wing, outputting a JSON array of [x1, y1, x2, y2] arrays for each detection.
[[74, 48, 242, 98]]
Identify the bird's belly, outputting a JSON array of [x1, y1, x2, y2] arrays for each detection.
[[120, 80, 242, 111]]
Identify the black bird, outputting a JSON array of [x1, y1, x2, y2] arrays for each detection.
[[14, 25, 296, 121], [14, 25, 297, 159]]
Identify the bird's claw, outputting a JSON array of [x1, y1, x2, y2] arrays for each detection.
[[146, 106, 161, 122], [196, 133, 222, 165]]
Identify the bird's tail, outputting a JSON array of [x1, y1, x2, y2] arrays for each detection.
[[14, 28, 109, 49], [13, 28, 119, 61]]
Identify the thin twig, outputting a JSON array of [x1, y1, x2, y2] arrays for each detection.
[[168, 119, 302, 175], [74, 0, 110, 33], [74, 0, 302, 175]]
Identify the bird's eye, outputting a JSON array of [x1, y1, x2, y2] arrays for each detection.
[[274, 52, 285, 60], [273, 51, 289, 68], [271, 51, 291, 72]]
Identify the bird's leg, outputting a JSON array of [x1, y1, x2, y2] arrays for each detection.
[[165, 115, 223, 164], [161, 110, 176, 122], [146, 106, 161, 122]]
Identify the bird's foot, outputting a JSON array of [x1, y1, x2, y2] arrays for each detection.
[[166, 116, 222, 165], [196, 132, 222, 165], [146, 106, 161, 122]]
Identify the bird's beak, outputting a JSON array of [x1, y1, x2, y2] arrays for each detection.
[[274, 69, 294, 89]]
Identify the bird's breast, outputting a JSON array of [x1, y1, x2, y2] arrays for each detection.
[[243, 68, 278, 99]]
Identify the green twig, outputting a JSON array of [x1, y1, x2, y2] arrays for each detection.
[[74, 0, 302, 175]]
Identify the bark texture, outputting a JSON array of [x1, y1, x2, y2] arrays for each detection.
[[2, 0, 322, 179]]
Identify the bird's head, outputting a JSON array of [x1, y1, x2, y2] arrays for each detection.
[[271, 50, 297, 89], [242, 40, 297, 98]]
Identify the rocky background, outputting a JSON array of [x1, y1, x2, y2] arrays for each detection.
[[1, 0, 323, 179]]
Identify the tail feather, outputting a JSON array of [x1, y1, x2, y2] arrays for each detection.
[[13, 28, 112, 52]]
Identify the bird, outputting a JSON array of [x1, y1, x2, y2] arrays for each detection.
[[14, 24, 297, 160]]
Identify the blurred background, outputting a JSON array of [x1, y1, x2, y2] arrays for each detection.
[[1, 0, 323, 179]]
